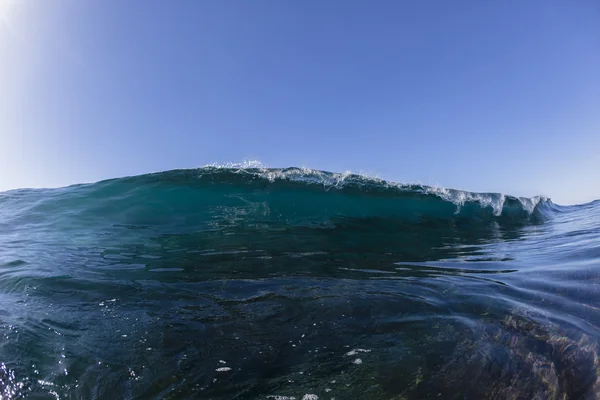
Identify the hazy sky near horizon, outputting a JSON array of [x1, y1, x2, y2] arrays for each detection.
[[1, 1, 599, 204]]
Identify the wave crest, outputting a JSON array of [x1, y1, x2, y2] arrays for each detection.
[[199, 164, 549, 219], [0, 166, 552, 228]]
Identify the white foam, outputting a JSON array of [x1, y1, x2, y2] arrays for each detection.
[[260, 167, 353, 189], [424, 186, 507, 216], [204, 160, 266, 169], [345, 348, 371, 356], [518, 195, 545, 214]]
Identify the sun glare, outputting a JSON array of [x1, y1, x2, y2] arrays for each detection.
[[0, 0, 19, 26]]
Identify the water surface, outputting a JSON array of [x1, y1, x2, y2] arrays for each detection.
[[1, 167, 599, 399]]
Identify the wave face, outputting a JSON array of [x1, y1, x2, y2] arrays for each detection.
[[0, 167, 599, 399]]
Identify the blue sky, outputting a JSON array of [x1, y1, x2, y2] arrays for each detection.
[[1, 0, 599, 204]]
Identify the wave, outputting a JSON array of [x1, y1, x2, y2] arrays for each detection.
[[0, 166, 554, 228], [185, 165, 551, 219]]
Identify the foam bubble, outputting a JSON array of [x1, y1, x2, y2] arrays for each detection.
[[345, 348, 371, 356]]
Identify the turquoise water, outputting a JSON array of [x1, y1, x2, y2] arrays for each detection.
[[1, 166, 599, 399]]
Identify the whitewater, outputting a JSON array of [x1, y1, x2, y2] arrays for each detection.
[[0, 166, 599, 399]]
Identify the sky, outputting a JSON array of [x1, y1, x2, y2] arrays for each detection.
[[1, 0, 599, 205]]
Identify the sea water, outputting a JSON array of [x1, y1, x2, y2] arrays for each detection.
[[0, 166, 599, 399]]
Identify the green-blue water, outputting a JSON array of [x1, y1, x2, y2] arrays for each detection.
[[1, 167, 599, 399]]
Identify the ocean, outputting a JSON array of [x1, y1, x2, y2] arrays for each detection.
[[0, 166, 599, 399]]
